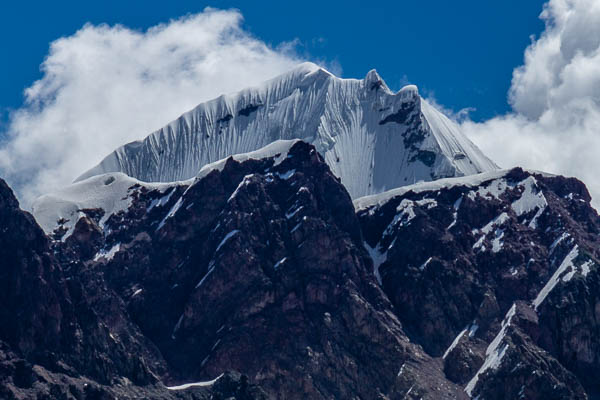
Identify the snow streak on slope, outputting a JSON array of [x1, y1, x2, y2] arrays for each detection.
[[77, 62, 497, 199]]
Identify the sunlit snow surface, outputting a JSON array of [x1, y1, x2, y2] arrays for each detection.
[[465, 304, 517, 396], [31, 172, 187, 239], [32, 140, 299, 236], [533, 246, 580, 310], [76, 62, 497, 199], [166, 373, 224, 390], [354, 169, 555, 211]]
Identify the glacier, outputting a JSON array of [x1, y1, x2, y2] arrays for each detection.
[[76, 62, 497, 199]]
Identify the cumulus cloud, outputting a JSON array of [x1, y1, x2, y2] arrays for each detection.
[[462, 0, 600, 207], [5, 1, 600, 212], [0, 8, 302, 207]]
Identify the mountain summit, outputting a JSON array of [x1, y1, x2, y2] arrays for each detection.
[[76, 62, 497, 198]]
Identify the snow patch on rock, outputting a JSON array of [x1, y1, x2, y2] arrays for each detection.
[[166, 374, 224, 390], [465, 304, 517, 396], [32, 172, 188, 240], [533, 246, 579, 310], [93, 242, 121, 262]]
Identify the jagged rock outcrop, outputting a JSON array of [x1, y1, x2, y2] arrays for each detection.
[[29, 141, 470, 399], [10, 139, 600, 399], [0, 178, 265, 399], [356, 167, 600, 398]]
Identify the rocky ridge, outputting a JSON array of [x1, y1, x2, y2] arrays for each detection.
[[1, 140, 598, 399], [9, 141, 465, 399], [357, 167, 600, 399]]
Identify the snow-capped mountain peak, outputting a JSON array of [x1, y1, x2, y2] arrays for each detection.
[[76, 63, 497, 198]]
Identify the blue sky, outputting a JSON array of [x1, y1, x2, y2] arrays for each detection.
[[1, 0, 546, 123], [3, 0, 600, 210]]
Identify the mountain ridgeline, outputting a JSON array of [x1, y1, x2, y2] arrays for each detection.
[[76, 63, 497, 199], [1, 65, 599, 399]]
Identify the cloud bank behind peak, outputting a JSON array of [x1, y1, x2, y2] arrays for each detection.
[[0, 8, 301, 207], [462, 0, 600, 208], [3, 1, 600, 211]]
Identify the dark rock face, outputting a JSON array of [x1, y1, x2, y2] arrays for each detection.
[[0, 178, 263, 399], [4, 141, 600, 399], [357, 167, 600, 398], [58, 141, 465, 399], [377, 98, 430, 160], [0, 179, 65, 359], [0, 179, 153, 398], [4, 141, 470, 399]]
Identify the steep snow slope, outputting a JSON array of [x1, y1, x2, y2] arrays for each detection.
[[77, 62, 497, 198]]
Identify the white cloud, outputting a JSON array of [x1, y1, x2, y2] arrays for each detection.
[[463, 0, 600, 208], [424, 93, 476, 123], [5, 1, 599, 212], [0, 8, 302, 207]]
